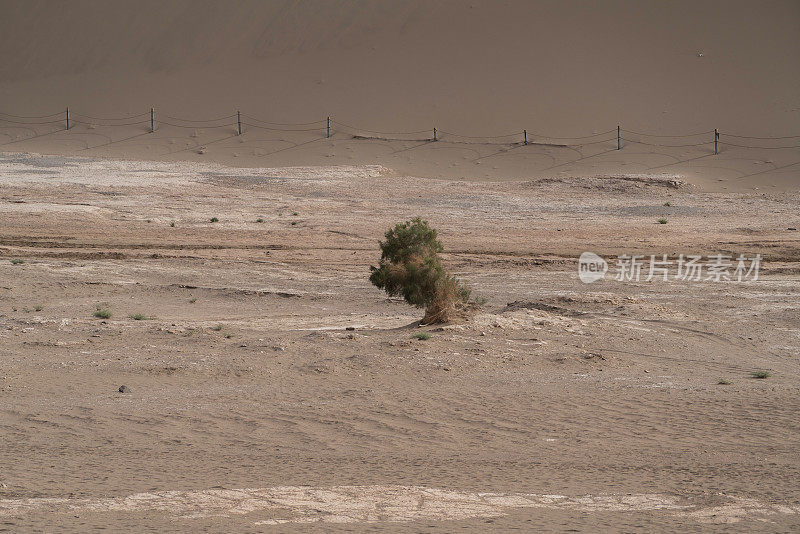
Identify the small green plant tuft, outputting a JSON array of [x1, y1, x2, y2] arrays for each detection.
[[256, 218, 264, 223], [93, 307, 112, 319], [663, 202, 671, 207], [10, 259, 25, 265], [189, 298, 197, 304], [170, 221, 175, 228], [751, 370, 770, 379], [34, 305, 43, 312], [130, 313, 153, 321], [212, 324, 223, 331], [657, 218, 668, 224], [717, 378, 731, 385], [291, 221, 297, 226], [210, 217, 219, 223], [292, 212, 299, 216], [411, 332, 431, 340]]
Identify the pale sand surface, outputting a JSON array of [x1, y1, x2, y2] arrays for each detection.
[[0, 154, 798, 531]]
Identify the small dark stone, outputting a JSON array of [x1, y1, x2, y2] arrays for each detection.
[[345, 326, 355, 331], [118, 385, 129, 393], [788, 227, 797, 231]]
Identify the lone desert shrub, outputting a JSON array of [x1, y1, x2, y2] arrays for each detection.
[[370, 218, 471, 324]]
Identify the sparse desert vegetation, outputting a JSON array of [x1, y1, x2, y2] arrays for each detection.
[[93, 307, 112, 319], [370, 218, 471, 324], [0, 154, 798, 532]]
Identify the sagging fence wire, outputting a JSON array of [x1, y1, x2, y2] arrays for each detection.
[[1, 108, 799, 152], [158, 121, 230, 129], [724, 133, 800, 140], [72, 119, 150, 127], [723, 141, 800, 150], [624, 139, 712, 148], [243, 114, 326, 127], [334, 120, 430, 137], [0, 117, 64, 125], [623, 129, 714, 137], [162, 113, 237, 123], [244, 122, 327, 132], [522, 129, 617, 140], [0, 110, 63, 119], [72, 112, 149, 121]]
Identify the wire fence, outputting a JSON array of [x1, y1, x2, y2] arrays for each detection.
[[1, 108, 799, 152]]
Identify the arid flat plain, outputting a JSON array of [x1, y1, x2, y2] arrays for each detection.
[[0, 153, 798, 531]]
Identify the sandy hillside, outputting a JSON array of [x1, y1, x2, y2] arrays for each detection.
[[1, 0, 799, 189], [0, 154, 799, 531]]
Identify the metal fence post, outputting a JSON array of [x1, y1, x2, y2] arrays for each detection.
[[237, 110, 242, 135], [66, 107, 70, 130], [714, 128, 719, 155], [524, 129, 527, 145], [433, 127, 437, 141], [617, 125, 621, 150], [327, 116, 330, 138], [150, 108, 155, 133]]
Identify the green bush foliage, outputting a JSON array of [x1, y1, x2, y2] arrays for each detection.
[[370, 218, 471, 324]]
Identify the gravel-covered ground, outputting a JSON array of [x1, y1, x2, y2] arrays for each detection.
[[0, 153, 799, 532]]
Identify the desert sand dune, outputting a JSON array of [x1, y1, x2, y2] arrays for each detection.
[[1, 0, 798, 189]]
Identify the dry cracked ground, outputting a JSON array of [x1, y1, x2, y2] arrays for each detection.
[[0, 153, 799, 532]]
